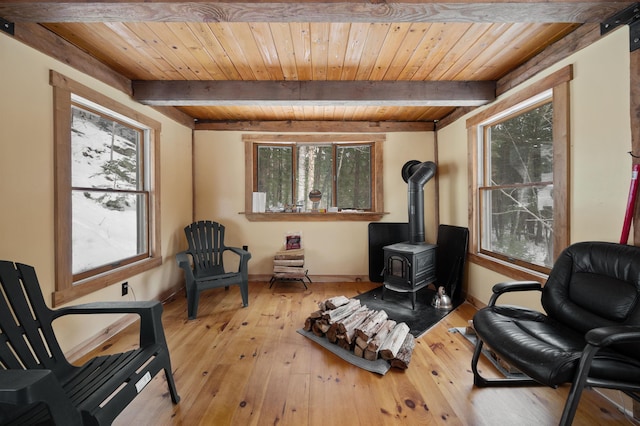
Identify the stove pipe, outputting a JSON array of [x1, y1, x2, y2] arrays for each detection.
[[402, 160, 437, 244]]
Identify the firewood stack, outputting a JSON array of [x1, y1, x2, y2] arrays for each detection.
[[273, 248, 308, 280], [303, 295, 416, 369]]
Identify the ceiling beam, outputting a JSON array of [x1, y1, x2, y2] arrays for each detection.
[[132, 80, 496, 107], [195, 120, 435, 132], [0, 1, 633, 24]]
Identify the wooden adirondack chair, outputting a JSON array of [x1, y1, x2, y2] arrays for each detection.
[[0, 260, 180, 425], [176, 220, 251, 320]]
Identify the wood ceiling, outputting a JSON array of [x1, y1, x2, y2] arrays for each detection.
[[1, 1, 635, 129]]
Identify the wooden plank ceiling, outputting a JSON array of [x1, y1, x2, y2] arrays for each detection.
[[1, 1, 634, 125]]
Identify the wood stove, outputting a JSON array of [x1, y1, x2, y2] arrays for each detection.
[[382, 160, 437, 309], [383, 242, 436, 309]]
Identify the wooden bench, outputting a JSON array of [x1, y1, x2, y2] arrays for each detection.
[[0, 261, 180, 425]]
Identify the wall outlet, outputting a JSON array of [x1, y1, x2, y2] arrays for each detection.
[[122, 282, 129, 296]]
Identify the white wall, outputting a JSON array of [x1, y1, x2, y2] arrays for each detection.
[[0, 33, 194, 351], [437, 27, 632, 308], [192, 131, 437, 279]]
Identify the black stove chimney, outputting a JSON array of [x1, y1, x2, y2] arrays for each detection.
[[402, 160, 437, 244]]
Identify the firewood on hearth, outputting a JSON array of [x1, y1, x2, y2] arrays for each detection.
[[364, 319, 397, 361], [379, 322, 411, 361], [390, 333, 416, 369], [319, 295, 350, 311], [312, 320, 331, 337], [304, 316, 314, 331], [321, 299, 361, 323], [355, 335, 369, 352], [326, 305, 370, 344], [338, 307, 373, 345], [355, 309, 389, 341], [303, 309, 323, 331]]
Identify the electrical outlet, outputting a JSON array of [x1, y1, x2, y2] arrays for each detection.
[[122, 282, 129, 296]]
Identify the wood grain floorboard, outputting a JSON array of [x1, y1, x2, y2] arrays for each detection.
[[75, 281, 635, 425]]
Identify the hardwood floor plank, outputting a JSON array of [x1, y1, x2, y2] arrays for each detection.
[[73, 281, 634, 425]]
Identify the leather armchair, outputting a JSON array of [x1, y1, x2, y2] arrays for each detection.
[[471, 241, 640, 425]]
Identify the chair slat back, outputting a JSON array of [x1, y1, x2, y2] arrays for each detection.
[[184, 221, 226, 275], [0, 261, 69, 372]]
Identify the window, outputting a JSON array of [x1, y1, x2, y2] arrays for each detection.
[[51, 71, 161, 305], [244, 134, 384, 221], [256, 143, 371, 211], [467, 66, 571, 278]]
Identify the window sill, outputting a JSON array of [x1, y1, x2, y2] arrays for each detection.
[[242, 212, 388, 222], [468, 252, 548, 283], [53, 256, 162, 306]]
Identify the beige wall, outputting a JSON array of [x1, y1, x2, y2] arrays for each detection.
[[0, 33, 194, 352], [1, 22, 630, 354], [193, 131, 437, 278], [437, 27, 632, 309]]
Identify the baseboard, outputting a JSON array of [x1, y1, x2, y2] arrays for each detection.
[[65, 282, 184, 363], [465, 293, 486, 310], [251, 274, 371, 283]]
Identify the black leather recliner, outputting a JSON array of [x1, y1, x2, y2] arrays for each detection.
[[471, 241, 640, 425]]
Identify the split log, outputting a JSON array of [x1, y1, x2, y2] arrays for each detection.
[[355, 309, 388, 341], [274, 248, 304, 260], [363, 319, 397, 361], [337, 307, 373, 345], [304, 316, 314, 331], [355, 336, 369, 351], [312, 320, 331, 337], [273, 259, 304, 267], [379, 323, 411, 361], [390, 333, 416, 369], [321, 299, 361, 323], [273, 266, 306, 274], [353, 345, 365, 358], [326, 322, 340, 343], [320, 295, 350, 310]]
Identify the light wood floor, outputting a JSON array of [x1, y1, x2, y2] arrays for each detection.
[[79, 281, 636, 425]]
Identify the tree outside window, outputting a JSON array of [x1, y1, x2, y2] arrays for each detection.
[[70, 104, 149, 280], [51, 71, 161, 305], [467, 65, 571, 279], [479, 98, 554, 270], [255, 141, 372, 212]]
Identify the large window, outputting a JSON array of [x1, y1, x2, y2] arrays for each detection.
[[244, 134, 384, 221], [52, 71, 161, 305], [468, 66, 571, 278], [256, 143, 372, 212]]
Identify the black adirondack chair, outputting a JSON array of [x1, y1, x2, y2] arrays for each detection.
[[176, 220, 251, 320], [0, 260, 180, 425]]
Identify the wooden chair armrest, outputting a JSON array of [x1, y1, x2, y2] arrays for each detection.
[[53, 301, 167, 348], [0, 370, 83, 425]]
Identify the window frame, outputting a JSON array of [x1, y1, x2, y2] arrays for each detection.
[[243, 134, 385, 221], [51, 71, 162, 306], [466, 65, 572, 281]]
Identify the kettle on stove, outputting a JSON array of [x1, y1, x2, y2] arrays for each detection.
[[431, 286, 453, 310]]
